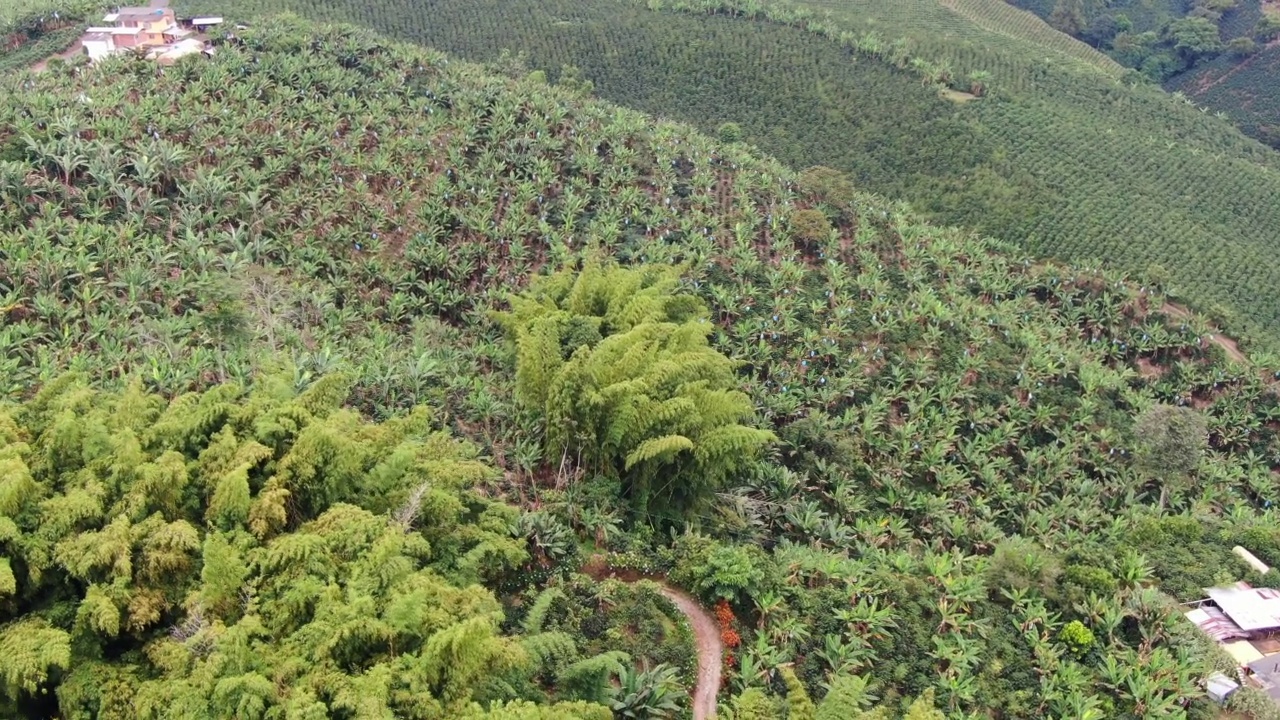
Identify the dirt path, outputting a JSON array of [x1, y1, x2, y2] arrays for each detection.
[[1161, 302, 1246, 364], [583, 560, 723, 720], [30, 39, 83, 73], [654, 584, 722, 720]]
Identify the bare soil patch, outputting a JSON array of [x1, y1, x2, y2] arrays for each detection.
[[939, 87, 979, 103], [1136, 357, 1167, 380]]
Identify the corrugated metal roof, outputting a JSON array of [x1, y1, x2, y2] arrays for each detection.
[[1185, 606, 1249, 641], [1249, 655, 1280, 676], [1207, 672, 1240, 702], [155, 38, 205, 62], [115, 7, 167, 17], [191, 17, 223, 24], [1207, 583, 1280, 631]]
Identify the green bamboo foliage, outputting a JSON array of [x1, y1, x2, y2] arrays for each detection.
[[0, 374, 623, 718], [497, 262, 775, 518]]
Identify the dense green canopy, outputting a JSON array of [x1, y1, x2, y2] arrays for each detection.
[[0, 374, 601, 718], [147, 0, 1280, 348], [4, 13, 1280, 720], [497, 261, 774, 519]]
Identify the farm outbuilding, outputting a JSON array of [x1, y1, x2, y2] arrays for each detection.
[[1206, 672, 1240, 703], [152, 38, 205, 65], [1186, 580, 1280, 707], [1207, 583, 1280, 632], [81, 32, 116, 61]]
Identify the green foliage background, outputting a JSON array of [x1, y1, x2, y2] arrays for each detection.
[[155, 0, 1280, 351], [1009, 0, 1280, 146], [0, 373, 623, 718], [4, 13, 1280, 720]]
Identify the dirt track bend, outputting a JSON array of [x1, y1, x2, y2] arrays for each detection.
[[585, 561, 723, 720], [654, 584, 723, 720], [1161, 302, 1246, 364]]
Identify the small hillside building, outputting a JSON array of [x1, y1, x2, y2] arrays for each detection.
[[1251, 655, 1280, 701], [80, 31, 117, 61], [189, 17, 223, 31], [103, 6, 179, 43], [80, 3, 206, 62], [1205, 583, 1280, 634], [1207, 671, 1241, 704], [152, 38, 205, 65]]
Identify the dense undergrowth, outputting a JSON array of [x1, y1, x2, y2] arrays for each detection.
[[7, 15, 1280, 720], [148, 0, 1280, 352], [0, 375, 692, 718]]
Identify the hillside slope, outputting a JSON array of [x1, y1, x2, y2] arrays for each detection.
[[1165, 39, 1280, 145], [1008, 0, 1280, 145], [799, 0, 1125, 78], [9, 17, 1280, 718], [161, 0, 1280, 351]]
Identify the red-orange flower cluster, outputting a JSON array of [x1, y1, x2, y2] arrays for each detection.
[[714, 599, 736, 630], [713, 599, 740, 679]]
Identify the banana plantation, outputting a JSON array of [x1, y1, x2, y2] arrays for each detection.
[[4, 14, 1280, 720], [158, 0, 1280, 349]]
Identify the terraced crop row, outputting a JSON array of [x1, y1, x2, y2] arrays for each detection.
[[11, 19, 1280, 720], [952, 0, 1122, 67], [797, 0, 1122, 75], [1169, 41, 1280, 145], [150, 0, 1280, 350]]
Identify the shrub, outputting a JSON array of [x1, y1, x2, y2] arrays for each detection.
[[717, 121, 745, 143], [1057, 620, 1096, 657]]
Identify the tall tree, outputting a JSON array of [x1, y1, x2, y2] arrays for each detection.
[[1049, 0, 1087, 36], [496, 261, 775, 519], [1166, 17, 1224, 63], [1133, 404, 1208, 511]]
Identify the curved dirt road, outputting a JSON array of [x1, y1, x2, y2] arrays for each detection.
[[1161, 302, 1246, 363], [583, 562, 723, 720], [655, 584, 723, 720]]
